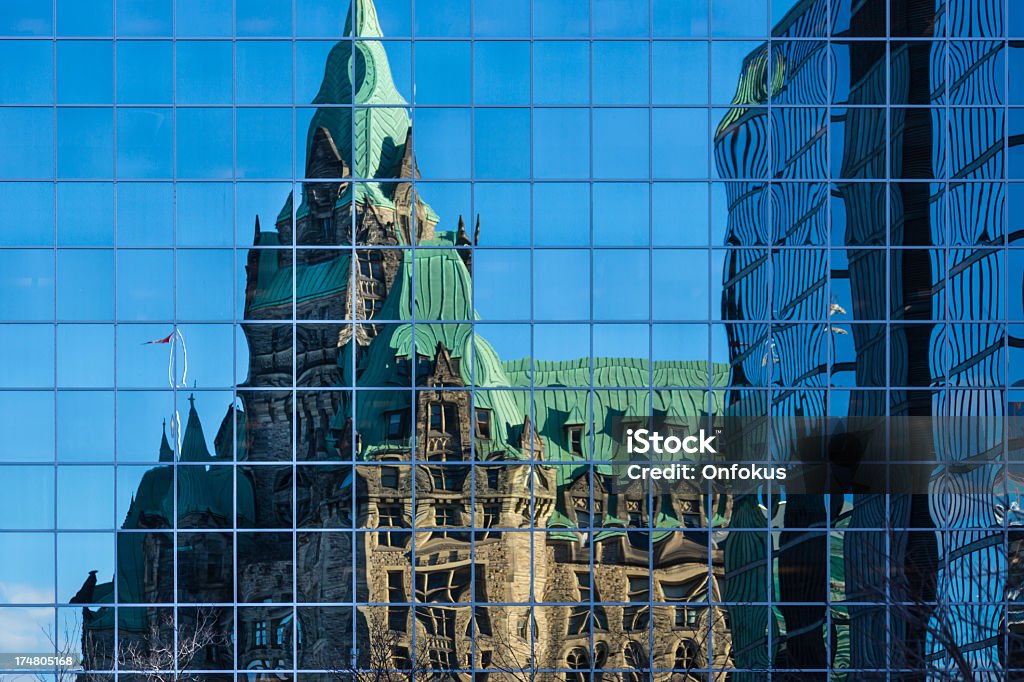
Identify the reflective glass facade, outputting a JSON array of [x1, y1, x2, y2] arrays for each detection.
[[0, 0, 1023, 679]]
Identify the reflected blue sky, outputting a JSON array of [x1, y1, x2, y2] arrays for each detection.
[[3, 0, 1020, 663]]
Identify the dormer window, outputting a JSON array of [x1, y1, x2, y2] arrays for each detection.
[[566, 425, 584, 455], [474, 408, 492, 439]]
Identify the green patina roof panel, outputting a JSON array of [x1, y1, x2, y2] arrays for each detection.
[[250, 253, 350, 311]]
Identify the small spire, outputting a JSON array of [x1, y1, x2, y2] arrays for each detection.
[[180, 394, 212, 462], [253, 215, 261, 245], [158, 419, 174, 462], [456, 215, 471, 246], [474, 215, 481, 246]]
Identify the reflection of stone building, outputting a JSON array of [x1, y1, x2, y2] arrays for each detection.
[[77, 0, 732, 678]]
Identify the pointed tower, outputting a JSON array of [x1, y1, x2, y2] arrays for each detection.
[[158, 419, 174, 463], [179, 394, 212, 462], [291, 0, 438, 245]]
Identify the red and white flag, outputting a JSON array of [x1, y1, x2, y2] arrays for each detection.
[[143, 332, 175, 345]]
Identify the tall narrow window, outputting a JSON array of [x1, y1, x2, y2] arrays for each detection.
[[567, 572, 608, 634], [623, 575, 650, 630], [387, 571, 408, 632], [474, 408, 492, 439], [429, 402, 458, 434], [624, 642, 647, 681], [254, 620, 267, 647], [378, 504, 406, 547], [384, 410, 406, 440]]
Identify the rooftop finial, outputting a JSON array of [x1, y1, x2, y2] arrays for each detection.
[[346, 0, 385, 38], [456, 215, 471, 246], [158, 418, 174, 462]]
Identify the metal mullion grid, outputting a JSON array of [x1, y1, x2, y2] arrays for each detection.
[[706, 1, 722, 678], [527, 0, 538, 676], [1002, 0, 1011, 673], [823, 0, 834, 675], [646, 0, 658, 677], [9, 173, 989, 184], [467, 1, 478, 676], [706, 1, 717, 677], [945, 0, 953, 669], [760, 0, 778, 676], [10, 99, 1011, 111], [111, 0, 122, 673], [408, 0, 420, 671], [49, 0, 59, 670], [939, 1, 951, 677], [16, 34, 1012, 43], [586, 0, 597, 677], [231, 0, 240, 676], [345, 3, 364, 655], [170, 0, 182, 672], [883, 2, 893, 677], [291, 0, 300, 678], [346, 3, 359, 676]]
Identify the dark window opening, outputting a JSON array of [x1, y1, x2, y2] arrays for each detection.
[[429, 402, 458, 435], [566, 425, 584, 455], [474, 408, 492, 439], [384, 410, 407, 440], [380, 466, 399, 488]]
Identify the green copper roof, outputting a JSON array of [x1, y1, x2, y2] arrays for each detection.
[[287, 0, 438, 230], [503, 357, 730, 390], [249, 251, 350, 312], [307, 0, 409, 179], [339, 247, 531, 458]]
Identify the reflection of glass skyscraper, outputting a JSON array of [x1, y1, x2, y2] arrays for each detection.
[[716, 0, 1010, 678]]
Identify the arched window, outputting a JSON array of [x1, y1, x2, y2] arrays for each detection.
[[565, 647, 589, 682], [624, 641, 647, 678], [674, 639, 702, 672]]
